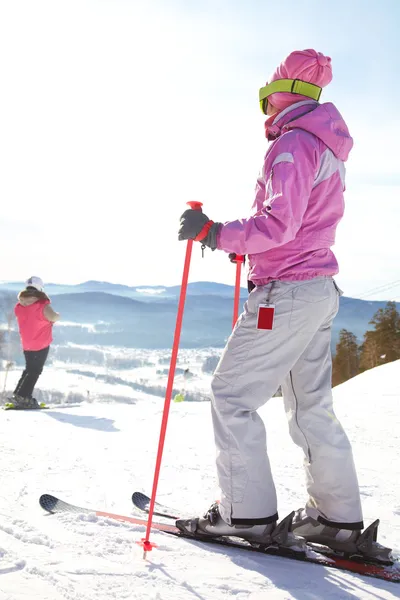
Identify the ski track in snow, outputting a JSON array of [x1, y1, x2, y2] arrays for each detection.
[[0, 357, 399, 599]]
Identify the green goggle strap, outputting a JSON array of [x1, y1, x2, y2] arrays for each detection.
[[259, 79, 322, 114]]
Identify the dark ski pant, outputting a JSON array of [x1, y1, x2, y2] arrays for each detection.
[[14, 346, 50, 399]]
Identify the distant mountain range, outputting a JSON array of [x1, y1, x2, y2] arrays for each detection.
[[0, 280, 240, 299], [0, 280, 396, 350]]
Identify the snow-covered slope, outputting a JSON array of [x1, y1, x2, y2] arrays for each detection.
[[0, 360, 399, 599]]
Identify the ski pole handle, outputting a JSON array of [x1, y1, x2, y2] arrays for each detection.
[[187, 201, 203, 211]]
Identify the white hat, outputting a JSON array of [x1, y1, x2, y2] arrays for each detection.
[[25, 276, 44, 292]]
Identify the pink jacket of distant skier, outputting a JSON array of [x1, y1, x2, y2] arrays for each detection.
[[217, 100, 353, 285], [15, 298, 53, 351]]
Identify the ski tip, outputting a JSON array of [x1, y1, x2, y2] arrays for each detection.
[[39, 494, 58, 513], [132, 491, 150, 505]]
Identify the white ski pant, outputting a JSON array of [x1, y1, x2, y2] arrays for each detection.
[[211, 277, 363, 528]]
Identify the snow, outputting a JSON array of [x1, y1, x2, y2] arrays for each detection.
[[56, 322, 100, 332], [135, 288, 166, 295], [0, 355, 399, 599]]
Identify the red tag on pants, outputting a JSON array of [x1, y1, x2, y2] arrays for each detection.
[[257, 304, 275, 330]]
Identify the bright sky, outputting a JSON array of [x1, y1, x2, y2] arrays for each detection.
[[0, 0, 399, 300]]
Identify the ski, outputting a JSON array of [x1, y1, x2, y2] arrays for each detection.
[[132, 492, 183, 520], [39, 494, 178, 533], [40, 493, 400, 583], [4, 402, 48, 410]]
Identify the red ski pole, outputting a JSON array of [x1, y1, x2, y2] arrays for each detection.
[[232, 255, 244, 328], [139, 200, 203, 559]]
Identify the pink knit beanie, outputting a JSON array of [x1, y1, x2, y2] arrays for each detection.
[[268, 49, 333, 110]]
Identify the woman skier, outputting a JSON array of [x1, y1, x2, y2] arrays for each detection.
[[11, 276, 60, 409], [176, 49, 389, 561]]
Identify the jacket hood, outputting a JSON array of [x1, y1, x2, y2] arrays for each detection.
[[18, 294, 40, 307], [283, 102, 353, 161]]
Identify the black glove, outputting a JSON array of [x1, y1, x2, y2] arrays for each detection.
[[228, 253, 246, 264], [178, 209, 222, 250]]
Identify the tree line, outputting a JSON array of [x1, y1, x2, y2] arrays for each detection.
[[332, 301, 400, 387]]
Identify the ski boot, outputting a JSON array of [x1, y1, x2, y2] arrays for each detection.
[[176, 503, 305, 549], [6, 394, 40, 410], [291, 508, 393, 564]]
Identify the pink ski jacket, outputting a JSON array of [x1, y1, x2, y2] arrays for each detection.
[[15, 298, 53, 351], [217, 100, 353, 285]]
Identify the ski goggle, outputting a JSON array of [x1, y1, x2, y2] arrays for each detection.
[[259, 79, 322, 115]]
